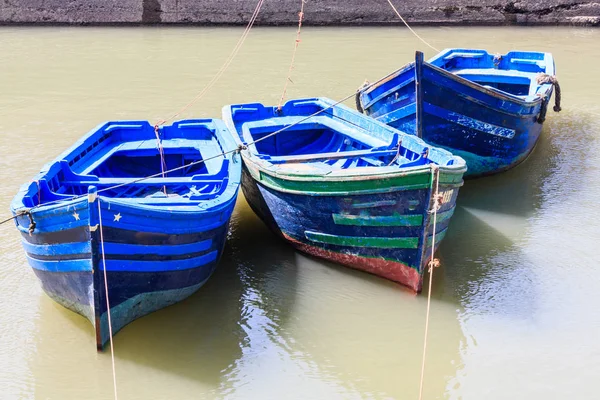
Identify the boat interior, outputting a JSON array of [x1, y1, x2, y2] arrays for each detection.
[[226, 100, 458, 173], [429, 49, 554, 100], [20, 121, 233, 208]]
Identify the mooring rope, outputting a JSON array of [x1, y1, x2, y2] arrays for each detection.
[[385, 0, 440, 52], [277, 0, 306, 110], [153, 0, 265, 129], [97, 199, 118, 400], [0, 89, 365, 227], [418, 165, 442, 400], [0, 214, 22, 226], [153, 125, 168, 195]]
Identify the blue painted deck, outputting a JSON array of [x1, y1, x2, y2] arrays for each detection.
[[358, 49, 559, 177], [11, 119, 241, 350], [223, 98, 466, 291]]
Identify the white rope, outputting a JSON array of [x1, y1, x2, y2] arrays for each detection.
[[277, 0, 306, 109], [385, 0, 440, 52], [418, 165, 441, 400], [8, 89, 364, 217], [155, 0, 266, 127], [97, 199, 118, 400]]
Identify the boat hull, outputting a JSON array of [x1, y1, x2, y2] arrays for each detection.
[[16, 195, 233, 349], [241, 165, 461, 292], [360, 56, 550, 178]]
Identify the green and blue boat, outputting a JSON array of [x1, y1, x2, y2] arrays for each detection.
[[223, 98, 466, 291]]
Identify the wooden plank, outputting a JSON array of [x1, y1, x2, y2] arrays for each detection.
[[266, 148, 398, 164], [415, 51, 424, 139]]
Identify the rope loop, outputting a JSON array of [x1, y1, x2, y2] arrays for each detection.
[[428, 258, 440, 272], [26, 211, 36, 235], [536, 73, 562, 118], [493, 54, 502, 68], [355, 80, 370, 113]]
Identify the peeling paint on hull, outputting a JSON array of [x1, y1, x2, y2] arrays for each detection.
[[283, 232, 423, 291]]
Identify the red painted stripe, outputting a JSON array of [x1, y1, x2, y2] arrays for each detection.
[[283, 233, 423, 292]]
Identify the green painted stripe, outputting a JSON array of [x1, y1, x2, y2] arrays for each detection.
[[305, 231, 419, 249], [428, 207, 455, 226], [259, 170, 432, 195], [333, 213, 423, 227], [426, 228, 448, 247]]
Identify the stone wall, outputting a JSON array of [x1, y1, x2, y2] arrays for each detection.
[[1, 0, 599, 26]]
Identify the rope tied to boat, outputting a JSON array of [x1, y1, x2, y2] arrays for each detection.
[[493, 53, 502, 68], [385, 0, 440, 52], [536, 73, 562, 123], [0, 210, 35, 234], [355, 80, 370, 113], [96, 199, 119, 400], [25, 211, 36, 236], [153, 124, 168, 195], [0, 90, 363, 227], [153, 0, 266, 128], [277, 0, 306, 111], [418, 164, 441, 400]]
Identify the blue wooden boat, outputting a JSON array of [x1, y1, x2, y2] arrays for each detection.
[[357, 49, 561, 177], [222, 98, 466, 292], [10, 119, 241, 350]]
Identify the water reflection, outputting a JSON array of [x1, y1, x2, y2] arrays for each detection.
[[27, 196, 299, 399], [444, 111, 600, 398], [444, 111, 596, 305]]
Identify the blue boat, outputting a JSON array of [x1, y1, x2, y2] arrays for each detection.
[[357, 49, 561, 177], [10, 119, 241, 350], [222, 98, 466, 292]]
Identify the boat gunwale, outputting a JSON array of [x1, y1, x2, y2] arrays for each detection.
[[241, 155, 465, 197], [223, 97, 467, 186], [360, 48, 555, 111], [241, 152, 466, 181]]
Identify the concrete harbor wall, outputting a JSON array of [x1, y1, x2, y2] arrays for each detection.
[[0, 0, 599, 26]]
